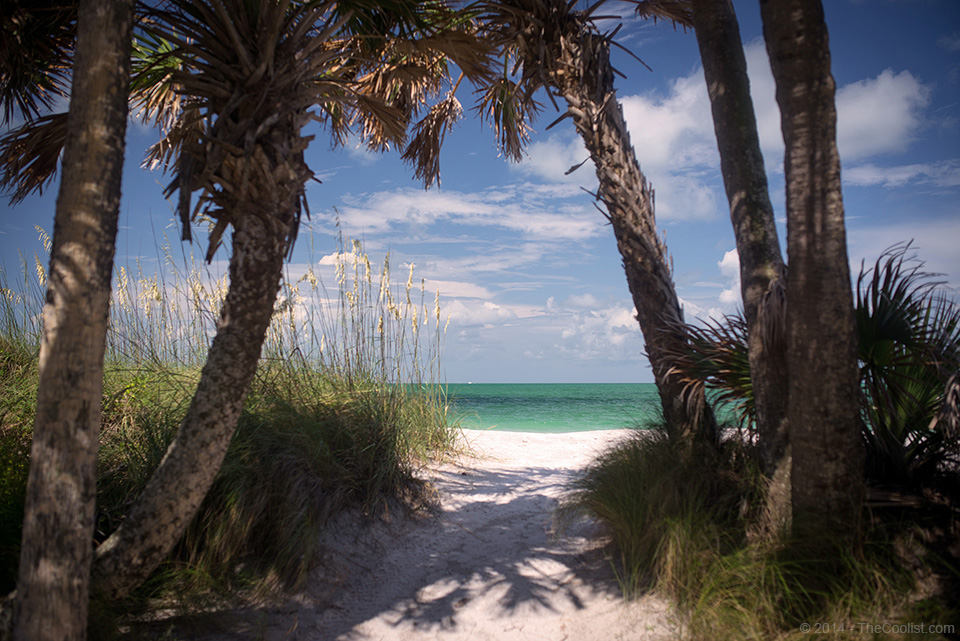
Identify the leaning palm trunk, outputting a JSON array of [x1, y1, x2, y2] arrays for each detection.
[[90, 0, 488, 599], [92, 204, 294, 599], [521, 15, 716, 443], [12, 1, 134, 638], [90, 0, 317, 598], [689, 0, 789, 525], [760, 0, 863, 538]]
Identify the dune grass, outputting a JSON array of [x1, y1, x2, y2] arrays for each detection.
[[563, 426, 958, 640], [0, 228, 460, 603]]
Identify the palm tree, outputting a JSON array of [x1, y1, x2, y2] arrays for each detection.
[[759, 0, 863, 538], [91, 0, 492, 600], [477, 0, 716, 445], [681, 0, 790, 525], [2, 0, 493, 601], [5, 1, 135, 639]]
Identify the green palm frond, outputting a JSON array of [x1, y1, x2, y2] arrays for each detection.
[[664, 313, 754, 431], [856, 242, 960, 485], [130, 28, 184, 132]]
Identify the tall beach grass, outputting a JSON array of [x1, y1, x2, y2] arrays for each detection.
[[563, 426, 958, 640], [1, 225, 460, 601]]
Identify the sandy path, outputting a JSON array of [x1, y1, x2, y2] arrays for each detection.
[[173, 430, 677, 641]]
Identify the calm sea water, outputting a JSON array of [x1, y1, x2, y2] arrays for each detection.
[[445, 383, 661, 433]]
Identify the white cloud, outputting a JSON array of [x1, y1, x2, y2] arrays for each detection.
[[847, 217, 960, 290], [620, 73, 716, 173], [844, 160, 960, 188], [422, 279, 493, 300], [938, 32, 960, 53], [836, 69, 931, 160], [564, 293, 602, 309], [329, 186, 605, 241], [648, 171, 721, 221], [445, 299, 518, 326], [717, 248, 741, 308], [518, 135, 595, 184], [743, 44, 933, 166]]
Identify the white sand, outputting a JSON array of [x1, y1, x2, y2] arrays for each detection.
[[181, 430, 678, 640]]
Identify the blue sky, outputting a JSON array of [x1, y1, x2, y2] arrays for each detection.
[[2, 0, 959, 383]]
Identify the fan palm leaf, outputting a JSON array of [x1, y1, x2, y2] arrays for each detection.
[[0, 0, 75, 125]]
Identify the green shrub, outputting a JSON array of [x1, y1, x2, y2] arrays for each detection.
[[564, 426, 953, 640]]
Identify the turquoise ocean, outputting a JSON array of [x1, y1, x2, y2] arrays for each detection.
[[445, 383, 661, 433]]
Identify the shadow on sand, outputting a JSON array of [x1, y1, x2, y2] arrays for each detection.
[[123, 458, 629, 640]]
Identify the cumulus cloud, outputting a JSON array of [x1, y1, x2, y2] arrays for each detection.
[[836, 69, 931, 160], [444, 299, 518, 326], [717, 248, 741, 308], [620, 73, 717, 173]]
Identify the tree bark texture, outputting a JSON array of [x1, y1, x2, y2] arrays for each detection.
[[13, 1, 134, 639], [91, 208, 292, 599], [760, 0, 864, 536], [89, 0, 323, 600], [529, 23, 717, 443], [690, 0, 790, 526]]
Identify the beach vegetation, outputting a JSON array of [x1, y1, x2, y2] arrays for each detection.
[[668, 243, 960, 503], [565, 241, 960, 639], [0, 233, 459, 616], [563, 422, 957, 640], [2, 0, 490, 627]]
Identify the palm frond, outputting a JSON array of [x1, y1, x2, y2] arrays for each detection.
[[630, 0, 693, 29], [0, 1, 75, 124], [664, 313, 754, 431], [130, 28, 184, 132], [473, 73, 540, 162], [855, 242, 960, 486], [401, 90, 463, 187], [0, 112, 67, 203]]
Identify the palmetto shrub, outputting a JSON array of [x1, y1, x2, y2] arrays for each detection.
[[666, 242, 960, 496], [855, 243, 959, 492]]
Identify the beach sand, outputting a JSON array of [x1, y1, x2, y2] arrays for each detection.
[[169, 429, 677, 640]]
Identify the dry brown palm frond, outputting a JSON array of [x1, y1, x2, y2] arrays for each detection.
[[401, 91, 463, 187], [405, 29, 497, 85], [631, 0, 693, 28], [473, 74, 540, 162], [0, 112, 67, 203], [0, 0, 75, 125], [755, 263, 787, 351]]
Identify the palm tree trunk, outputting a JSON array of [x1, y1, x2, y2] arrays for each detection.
[[760, 0, 864, 538], [12, 1, 134, 638], [92, 209, 293, 600], [690, 0, 790, 526], [544, 28, 717, 444]]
